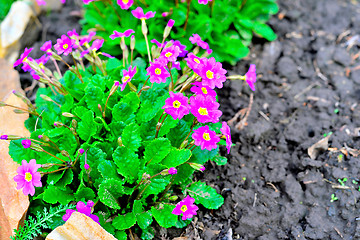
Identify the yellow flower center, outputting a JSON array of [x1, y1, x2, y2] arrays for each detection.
[[25, 172, 32, 182], [203, 132, 211, 141], [194, 58, 200, 64], [173, 100, 181, 109], [198, 107, 208, 115], [23, 57, 28, 62], [39, 63, 44, 68], [123, 76, 130, 82], [63, 44, 68, 50], [201, 87, 207, 94], [181, 205, 187, 212], [155, 68, 161, 75], [206, 70, 214, 79], [165, 52, 173, 58], [123, 0, 129, 3]]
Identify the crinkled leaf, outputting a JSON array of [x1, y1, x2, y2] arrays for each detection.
[[84, 84, 104, 116], [112, 212, 136, 230], [122, 122, 141, 152], [151, 204, 177, 228], [187, 182, 224, 209], [161, 148, 192, 168], [143, 138, 171, 165], [42, 186, 74, 205], [56, 169, 73, 188], [74, 186, 96, 202], [133, 200, 153, 230], [141, 178, 170, 200], [98, 178, 124, 209], [77, 109, 97, 141], [98, 160, 122, 181], [137, 89, 168, 123], [113, 146, 139, 183]]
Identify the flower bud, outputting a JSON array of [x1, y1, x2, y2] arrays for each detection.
[[98, 104, 102, 112], [130, 35, 135, 50], [179, 140, 188, 149], [141, 19, 148, 35], [188, 162, 205, 172], [72, 119, 77, 129], [62, 112, 75, 118], [109, 81, 119, 96], [163, 19, 175, 39], [79, 148, 85, 155], [1, 135, 21, 140], [128, 82, 137, 92], [21, 139, 32, 148], [0, 135, 8, 140], [31, 143, 44, 152], [41, 163, 54, 169], [61, 150, 70, 157], [13, 109, 26, 114], [40, 135, 50, 142], [54, 122, 63, 127], [169, 195, 178, 201]]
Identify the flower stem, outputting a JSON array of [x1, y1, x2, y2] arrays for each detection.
[[183, 0, 192, 32], [181, 118, 197, 146], [168, 66, 174, 91], [52, 58, 62, 78], [41, 167, 69, 175], [42, 149, 67, 164], [155, 113, 168, 139], [138, 76, 150, 96]]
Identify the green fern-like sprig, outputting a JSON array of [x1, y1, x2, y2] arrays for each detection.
[[10, 204, 75, 240]]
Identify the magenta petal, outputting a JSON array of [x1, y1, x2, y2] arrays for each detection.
[[76, 201, 91, 216], [89, 214, 100, 224], [62, 209, 75, 221]]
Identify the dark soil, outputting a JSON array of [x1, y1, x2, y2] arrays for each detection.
[[17, 0, 360, 239], [182, 0, 360, 239]]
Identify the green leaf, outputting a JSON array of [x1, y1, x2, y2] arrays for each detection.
[[187, 182, 224, 209], [77, 110, 97, 141], [137, 89, 168, 123], [115, 230, 127, 240], [98, 160, 122, 181], [253, 21, 277, 41], [98, 178, 124, 209], [121, 91, 140, 112], [158, 117, 179, 137], [151, 204, 178, 228], [161, 148, 192, 168], [56, 169, 74, 188], [84, 84, 104, 116], [9, 140, 40, 165], [167, 119, 191, 148], [122, 122, 142, 152], [141, 227, 155, 240], [112, 212, 137, 230], [143, 138, 171, 165], [42, 186, 74, 205], [141, 178, 170, 200], [74, 186, 96, 202], [212, 155, 227, 165], [113, 146, 140, 183], [133, 200, 153, 230]]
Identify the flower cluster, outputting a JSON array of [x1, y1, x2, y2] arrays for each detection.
[[8, 11, 257, 239], [62, 200, 99, 224]]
